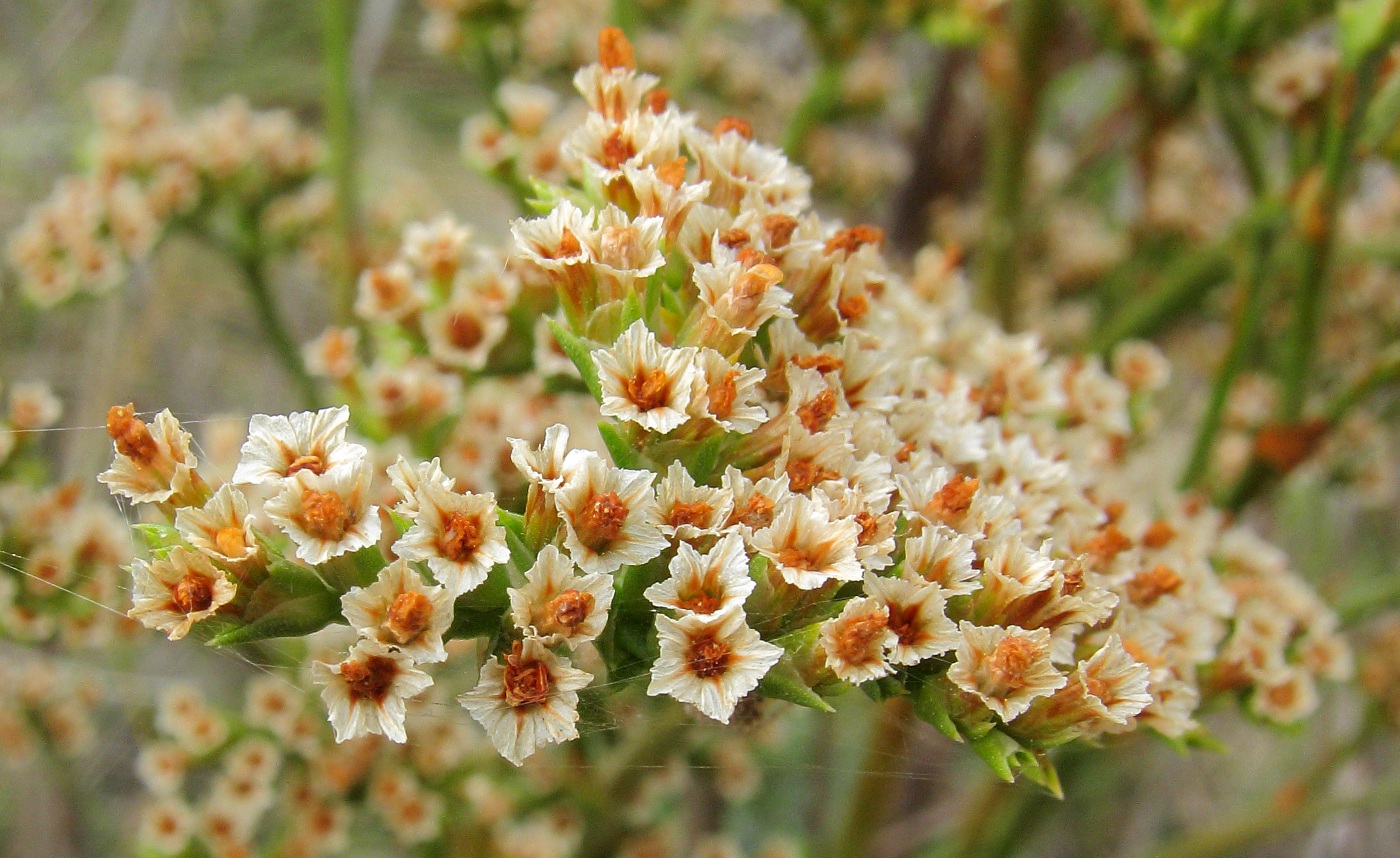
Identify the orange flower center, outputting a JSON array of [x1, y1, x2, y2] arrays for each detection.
[[340, 654, 398, 703], [731, 494, 775, 530], [106, 403, 158, 465], [885, 603, 923, 646], [297, 490, 352, 541], [577, 491, 628, 552], [832, 612, 888, 664], [625, 368, 671, 412], [447, 312, 484, 350], [687, 633, 732, 679], [796, 389, 838, 433], [666, 501, 713, 530], [1126, 564, 1184, 607], [384, 591, 434, 644], [438, 511, 484, 563], [675, 589, 722, 614], [545, 589, 595, 632], [708, 370, 739, 420], [988, 636, 1037, 686], [214, 526, 247, 558], [502, 644, 552, 707], [923, 474, 979, 522], [171, 574, 214, 614], [286, 454, 327, 476], [786, 459, 839, 493]]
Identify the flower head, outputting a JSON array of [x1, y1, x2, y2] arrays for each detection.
[[749, 494, 861, 590], [264, 461, 381, 564], [174, 484, 260, 565], [232, 406, 367, 486], [508, 545, 614, 648], [341, 559, 454, 663], [392, 481, 509, 595], [645, 533, 755, 619], [948, 623, 1067, 722], [648, 609, 782, 723], [819, 597, 896, 683], [313, 640, 433, 744], [594, 321, 702, 434], [554, 450, 666, 575], [459, 639, 593, 765], [128, 547, 236, 641], [98, 406, 200, 504]]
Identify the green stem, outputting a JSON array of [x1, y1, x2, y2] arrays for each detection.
[[1280, 57, 1382, 420], [1213, 76, 1269, 198], [235, 232, 322, 409], [319, 0, 360, 325], [1090, 246, 1233, 353], [1324, 341, 1400, 424], [829, 699, 911, 858], [782, 57, 846, 158], [976, 0, 1062, 331], [1180, 223, 1279, 489]]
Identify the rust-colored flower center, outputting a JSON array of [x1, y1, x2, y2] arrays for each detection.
[[796, 389, 838, 433], [989, 636, 1037, 686], [554, 227, 582, 259], [823, 225, 885, 256], [792, 353, 844, 374], [666, 501, 713, 530], [1084, 675, 1111, 703], [438, 511, 484, 562], [833, 612, 888, 664], [731, 494, 775, 530], [286, 454, 327, 476], [545, 589, 595, 632], [601, 129, 637, 169], [297, 490, 352, 541], [776, 546, 818, 572], [713, 116, 753, 140], [597, 26, 636, 70], [599, 224, 642, 266], [106, 403, 158, 465], [369, 269, 408, 305], [384, 591, 434, 644], [885, 603, 923, 646], [656, 155, 686, 186], [1140, 520, 1176, 549], [577, 491, 628, 552], [625, 368, 671, 412], [762, 214, 799, 248], [853, 511, 880, 546], [503, 645, 552, 707], [214, 526, 247, 558], [786, 458, 839, 493], [837, 292, 869, 322], [675, 588, 722, 614], [708, 370, 739, 420], [171, 574, 214, 614], [1126, 564, 1184, 607], [447, 312, 484, 350], [1083, 523, 1132, 566], [687, 633, 732, 679], [923, 474, 979, 522], [340, 654, 398, 703]]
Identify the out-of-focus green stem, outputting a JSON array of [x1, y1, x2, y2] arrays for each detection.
[[319, 0, 360, 325], [1180, 223, 1280, 489], [1324, 342, 1400, 423], [782, 57, 845, 158], [830, 699, 911, 858], [977, 0, 1061, 331], [1213, 76, 1269, 198], [1090, 247, 1233, 353], [1281, 56, 1382, 420], [226, 222, 322, 409]]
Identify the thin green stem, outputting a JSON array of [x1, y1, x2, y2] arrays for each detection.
[[829, 699, 911, 858], [1180, 223, 1280, 489], [319, 0, 360, 325], [976, 0, 1062, 331], [1213, 76, 1270, 198], [782, 57, 845, 158], [1090, 246, 1233, 353], [1281, 57, 1382, 420], [1324, 342, 1400, 424], [231, 223, 322, 409]]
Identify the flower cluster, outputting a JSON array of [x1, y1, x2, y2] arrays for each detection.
[[0, 657, 102, 765], [104, 30, 1348, 786], [7, 78, 322, 306]]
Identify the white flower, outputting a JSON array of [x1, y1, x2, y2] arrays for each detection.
[[98, 406, 200, 504], [422, 298, 509, 370], [1062, 635, 1153, 730], [392, 481, 509, 596], [232, 406, 367, 486], [174, 484, 259, 565], [692, 259, 794, 340], [313, 640, 433, 744], [508, 423, 573, 491], [901, 527, 980, 596], [354, 261, 427, 323], [554, 450, 667, 575], [721, 467, 790, 533], [644, 533, 754, 619], [692, 349, 769, 433], [341, 559, 454, 663], [948, 623, 1067, 722], [647, 609, 782, 723], [385, 455, 455, 517], [128, 547, 236, 641], [508, 545, 614, 648], [749, 494, 862, 590], [655, 460, 734, 540], [264, 461, 381, 565], [863, 574, 959, 666], [459, 639, 594, 765], [7, 381, 62, 430], [819, 597, 896, 683], [594, 320, 702, 434]]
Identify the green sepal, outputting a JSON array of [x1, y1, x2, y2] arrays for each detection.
[[132, 523, 184, 556], [542, 375, 590, 395], [859, 675, 906, 703], [1013, 749, 1063, 799], [619, 290, 644, 329], [912, 679, 962, 743], [599, 421, 645, 470], [320, 545, 387, 592], [968, 729, 1020, 783], [756, 653, 835, 713], [207, 560, 341, 646], [687, 432, 727, 483], [546, 319, 602, 400]]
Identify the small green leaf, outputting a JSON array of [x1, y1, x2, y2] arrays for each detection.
[[1013, 749, 1063, 799], [912, 679, 962, 743], [546, 319, 602, 399], [757, 654, 834, 713], [598, 421, 644, 470], [687, 432, 726, 483], [969, 730, 1020, 783], [620, 290, 644, 329], [209, 564, 340, 646], [132, 523, 184, 554], [1339, 0, 1398, 68]]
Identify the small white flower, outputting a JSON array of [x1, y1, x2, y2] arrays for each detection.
[[655, 460, 734, 541], [341, 559, 454, 663], [749, 494, 861, 590], [459, 639, 593, 765], [863, 574, 959, 666], [264, 461, 381, 565], [819, 597, 896, 683], [594, 321, 702, 434], [422, 299, 509, 370], [692, 349, 769, 433], [645, 533, 754, 618], [98, 406, 200, 504], [508, 545, 614, 648], [313, 640, 433, 744], [901, 527, 980, 596], [508, 423, 573, 491], [948, 622, 1067, 722], [232, 406, 368, 486], [128, 547, 236, 641], [647, 609, 782, 724], [385, 456, 455, 517], [174, 484, 260, 565], [354, 261, 428, 323], [392, 481, 509, 596], [554, 450, 667, 575]]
